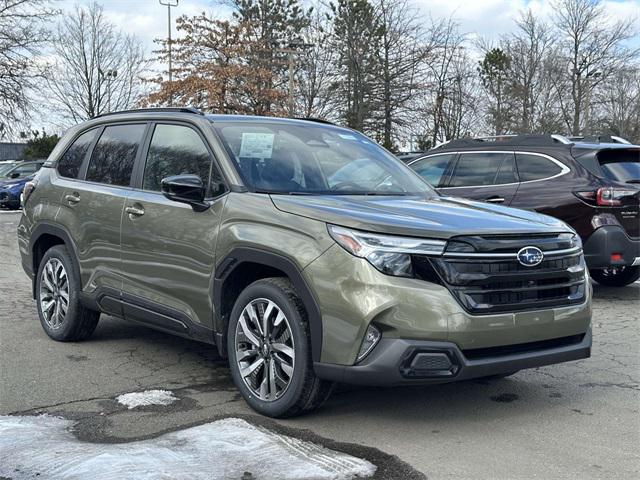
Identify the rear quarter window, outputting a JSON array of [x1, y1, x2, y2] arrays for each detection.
[[516, 154, 564, 181], [57, 129, 99, 179]]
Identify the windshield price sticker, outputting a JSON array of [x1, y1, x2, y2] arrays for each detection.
[[239, 133, 275, 158]]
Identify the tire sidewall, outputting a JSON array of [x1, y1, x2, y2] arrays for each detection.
[[227, 280, 311, 417], [35, 245, 82, 341]]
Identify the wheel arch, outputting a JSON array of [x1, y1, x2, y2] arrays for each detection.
[[213, 247, 323, 362], [29, 223, 81, 298]]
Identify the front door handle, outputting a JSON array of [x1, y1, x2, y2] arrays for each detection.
[[125, 205, 145, 218], [65, 193, 80, 205], [485, 196, 505, 203]]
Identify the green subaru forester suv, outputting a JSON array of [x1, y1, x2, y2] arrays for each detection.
[[18, 108, 592, 417]]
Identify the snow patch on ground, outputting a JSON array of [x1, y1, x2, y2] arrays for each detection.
[[0, 415, 376, 480], [116, 389, 178, 409]]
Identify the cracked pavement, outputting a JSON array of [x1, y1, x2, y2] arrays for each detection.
[[1, 210, 639, 479]]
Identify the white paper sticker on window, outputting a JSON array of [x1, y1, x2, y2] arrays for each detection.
[[239, 133, 275, 158]]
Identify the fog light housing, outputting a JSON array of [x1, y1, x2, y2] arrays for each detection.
[[356, 324, 381, 363]]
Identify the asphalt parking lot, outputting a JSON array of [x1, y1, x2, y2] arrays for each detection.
[[0, 209, 639, 479]]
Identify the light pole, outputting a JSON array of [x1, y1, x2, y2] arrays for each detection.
[[159, 0, 179, 86], [99, 68, 118, 112], [584, 69, 602, 135], [277, 37, 314, 117]]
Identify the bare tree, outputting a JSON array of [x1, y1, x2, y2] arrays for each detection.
[[502, 10, 556, 133], [45, 2, 146, 122], [0, 0, 54, 137], [596, 66, 640, 142], [296, 8, 336, 119], [552, 0, 638, 134], [373, 0, 427, 150], [420, 17, 473, 145]]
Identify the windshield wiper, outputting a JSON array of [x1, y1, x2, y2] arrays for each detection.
[[625, 179, 640, 184]]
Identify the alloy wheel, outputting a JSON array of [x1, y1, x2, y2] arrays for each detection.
[[234, 298, 295, 401], [39, 258, 69, 329]]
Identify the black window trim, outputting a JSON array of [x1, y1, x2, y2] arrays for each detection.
[[75, 121, 151, 189], [412, 150, 570, 189], [132, 120, 229, 201]]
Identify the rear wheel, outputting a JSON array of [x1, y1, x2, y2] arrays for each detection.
[[36, 245, 100, 341], [590, 266, 640, 287], [227, 277, 333, 418]]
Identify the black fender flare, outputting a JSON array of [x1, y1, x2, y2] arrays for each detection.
[[29, 222, 82, 297], [213, 247, 323, 362]]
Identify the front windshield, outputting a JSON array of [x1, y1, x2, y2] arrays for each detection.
[[212, 120, 435, 196]]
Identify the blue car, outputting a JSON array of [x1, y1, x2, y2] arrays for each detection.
[[0, 161, 44, 210]]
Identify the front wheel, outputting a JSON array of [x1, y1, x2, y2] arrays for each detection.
[[227, 277, 333, 418], [590, 266, 640, 287]]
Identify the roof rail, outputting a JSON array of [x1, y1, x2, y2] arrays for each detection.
[[293, 117, 335, 125], [437, 134, 573, 149], [95, 107, 205, 118]]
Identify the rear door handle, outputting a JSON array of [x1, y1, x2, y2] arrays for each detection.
[[125, 205, 145, 218], [485, 196, 505, 203], [65, 193, 80, 205]]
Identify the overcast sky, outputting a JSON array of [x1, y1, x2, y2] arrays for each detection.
[[54, 0, 639, 54]]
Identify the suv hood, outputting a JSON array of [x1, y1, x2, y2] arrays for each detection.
[[271, 194, 572, 239]]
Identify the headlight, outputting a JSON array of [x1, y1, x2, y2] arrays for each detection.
[[328, 225, 446, 277]]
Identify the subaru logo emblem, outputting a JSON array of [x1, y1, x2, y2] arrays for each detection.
[[517, 246, 544, 267]]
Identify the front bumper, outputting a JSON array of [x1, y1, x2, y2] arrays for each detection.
[[583, 225, 640, 269], [314, 328, 591, 386]]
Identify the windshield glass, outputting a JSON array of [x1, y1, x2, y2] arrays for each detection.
[[597, 149, 640, 182], [212, 120, 435, 196]]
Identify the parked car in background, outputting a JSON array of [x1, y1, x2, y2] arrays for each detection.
[[396, 151, 427, 163], [0, 160, 19, 177], [408, 135, 640, 287], [18, 109, 591, 417], [0, 160, 44, 209]]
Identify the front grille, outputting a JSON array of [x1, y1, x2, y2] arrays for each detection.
[[417, 234, 587, 315]]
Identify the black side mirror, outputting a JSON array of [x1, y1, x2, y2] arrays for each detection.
[[161, 174, 210, 212], [10, 172, 20, 179]]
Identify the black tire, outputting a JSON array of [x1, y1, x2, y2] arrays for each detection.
[[227, 277, 333, 418], [35, 245, 100, 341], [590, 266, 640, 287]]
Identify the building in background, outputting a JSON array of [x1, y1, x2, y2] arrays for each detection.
[[0, 143, 27, 161]]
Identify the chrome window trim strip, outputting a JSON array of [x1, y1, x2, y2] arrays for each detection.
[[408, 151, 571, 188]]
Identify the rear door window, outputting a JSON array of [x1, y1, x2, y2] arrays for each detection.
[[86, 124, 146, 187], [516, 154, 564, 182], [410, 154, 455, 187], [449, 152, 511, 187], [57, 129, 98, 179]]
